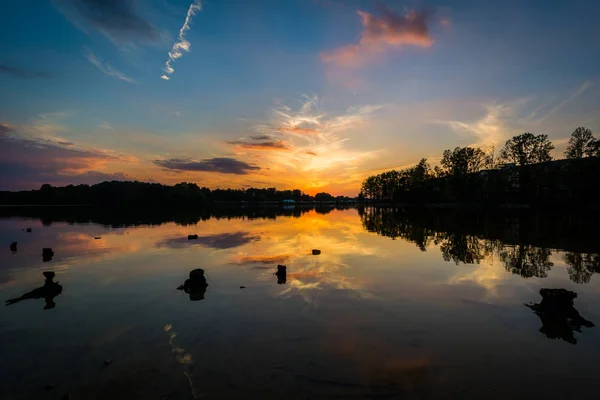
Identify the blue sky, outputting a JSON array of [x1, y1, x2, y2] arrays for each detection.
[[1, 0, 599, 194]]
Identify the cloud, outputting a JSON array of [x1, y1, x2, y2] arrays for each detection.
[[84, 49, 136, 83], [153, 157, 260, 175], [437, 82, 596, 149], [0, 123, 135, 190], [233, 254, 291, 265], [0, 64, 53, 79], [233, 96, 382, 194], [226, 139, 291, 150], [321, 7, 433, 68], [277, 126, 320, 136], [249, 135, 272, 141], [161, 0, 202, 80], [0, 124, 14, 137], [53, 0, 159, 45], [158, 232, 259, 249]]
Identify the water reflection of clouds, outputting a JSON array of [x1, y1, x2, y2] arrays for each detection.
[[229, 211, 379, 304], [157, 232, 260, 250]]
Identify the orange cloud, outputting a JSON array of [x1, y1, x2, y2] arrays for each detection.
[[277, 126, 321, 136], [321, 8, 433, 68]]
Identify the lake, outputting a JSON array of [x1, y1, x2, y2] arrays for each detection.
[[1, 206, 599, 399]]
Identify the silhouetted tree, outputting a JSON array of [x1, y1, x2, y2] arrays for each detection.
[[499, 133, 554, 165], [439, 147, 490, 176], [564, 127, 600, 159], [314, 192, 335, 202]]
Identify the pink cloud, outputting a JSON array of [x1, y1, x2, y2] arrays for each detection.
[[321, 8, 434, 68]]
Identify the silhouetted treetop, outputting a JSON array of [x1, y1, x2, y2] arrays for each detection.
[[438, 147, 490, 177], [565, 127, 600, 159], [499, 133, 554, 166]]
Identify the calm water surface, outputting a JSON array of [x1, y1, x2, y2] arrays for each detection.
[[1, 207, 599, 399]]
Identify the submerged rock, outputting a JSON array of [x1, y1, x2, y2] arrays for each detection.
[[5, 271, 63, 310], [275, 265, 287, 285], [42, 248, 54, 262], [10, 242, 17, 252], [312, 249, 321, 255], [526, 288, 595, 344], [177, 269, 208, 301]]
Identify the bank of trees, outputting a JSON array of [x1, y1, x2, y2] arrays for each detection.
[[360, 127, 599, 202], [0, 181, 336, 206]]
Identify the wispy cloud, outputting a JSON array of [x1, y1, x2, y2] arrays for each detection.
[[153, 157, 260, 175], [227, 96, 383, 193], [84, 49, 136, 83], [53, 0, 159, 46], [321, 7, 434, 68], [0, 64, 53, 79], [161, 0, 202, 80], [99, 121, 116, 132], [437, 82, 596, 149]]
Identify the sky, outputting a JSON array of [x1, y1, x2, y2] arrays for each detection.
[[1, 0, 599, 195]]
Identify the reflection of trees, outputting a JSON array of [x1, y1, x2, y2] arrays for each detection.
[[564, 253, 600, 284], [435, 233, 493, 265], [359, 207, 600, 284], [500, 245, 553, 278], [359, 208, 433, 251]]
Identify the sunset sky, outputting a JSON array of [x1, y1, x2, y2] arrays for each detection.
[[1, 0, 599, 195]]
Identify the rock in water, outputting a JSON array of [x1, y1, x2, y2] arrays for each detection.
[[275, 265, 287, 285], [188, 234, 199, 240], [177, 269, 209, 301], [10, 242, 17, 252], [526, 288, 595, 344], [43, 271, 56, 280], [26, 228, 32, 233], [42, 248, 54, 262], [312, 249, 321, 255]]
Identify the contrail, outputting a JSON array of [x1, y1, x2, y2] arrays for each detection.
[[161, 0, 202, 80]]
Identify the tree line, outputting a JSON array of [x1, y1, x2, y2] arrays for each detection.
[[359, 127, 600, 202], [0, 181, 344, 206]]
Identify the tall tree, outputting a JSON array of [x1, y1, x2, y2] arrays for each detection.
[[439, 147, 489, 176], [564, 127, 600, 159], [499, 133, 554, 166]]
